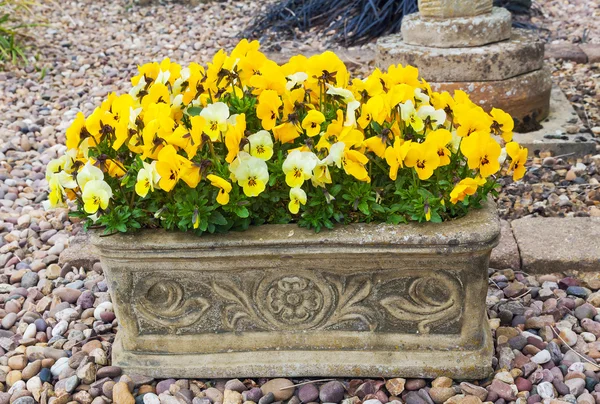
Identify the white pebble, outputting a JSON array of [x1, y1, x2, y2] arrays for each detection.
[[94, 301, 113, 320], [8, 380, 25, 394], [50, 357, 69, 376], [143, 393, 161, 404], [23, 323, 37, 339], [581, 332, 596, 342], [531, 349, 551, 364], [569, 362, 585, 373], [26, 377, 42, 401], [51, 320, 68, 337], [537, 381, 555, 399]]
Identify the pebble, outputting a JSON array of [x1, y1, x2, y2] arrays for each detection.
[[114, 381, 135, 404], [298, 384, 319, 403], [538, 382, 556, 399], [532, 350, 552, 364], [319, 381, 345, 403], [261, 379, 295, 401]]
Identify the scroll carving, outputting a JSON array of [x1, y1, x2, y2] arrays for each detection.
[[135, 279, 210, 329], [379, 272, 462, 334]]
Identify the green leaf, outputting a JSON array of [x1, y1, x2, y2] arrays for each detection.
[[358, 201, 370, 216], [210, 211, 228, 226], [187, 106, 202, 116], [235, 206, 249, 218]]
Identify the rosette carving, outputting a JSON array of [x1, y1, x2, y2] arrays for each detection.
[[136, 279, 210, 329], [380, 271, 462, 334]]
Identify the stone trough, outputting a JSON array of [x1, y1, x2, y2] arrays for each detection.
[[92, 203, 500, 379]]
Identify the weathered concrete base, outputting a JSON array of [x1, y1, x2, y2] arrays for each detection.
[[511, 217, 600, 274], [112, 326, 494, 379], [401, 7, 512, 48], [512, 86, 597, 157], [377, 29, 543, 82], [429, 68, 552, 125]]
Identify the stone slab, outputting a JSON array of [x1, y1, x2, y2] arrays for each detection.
[[58, 233, 99, 270], [402, 7, 512, 48], [581, 44, 600, 64], [376, 29, 544, 82], [511, 217, 600, 274], [512, 86, 597, 157], [544, 43, 588, 64], [429, 68, 552, 126], [112, 328, 494, 379], [93, 202, 500, 378], [419, 0, 493, 18], [490, 220, 520, 270]]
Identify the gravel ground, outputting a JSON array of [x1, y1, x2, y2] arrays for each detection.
[[534, 0, 600, 45], [5, 251, 600, 404], [1, 0, 600, 403]]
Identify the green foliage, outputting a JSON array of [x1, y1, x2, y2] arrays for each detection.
[[0, 0, 37, 66]]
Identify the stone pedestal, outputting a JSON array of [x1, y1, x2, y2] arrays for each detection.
[[401, 7, 512, 48], [376, 1, 552, 130]]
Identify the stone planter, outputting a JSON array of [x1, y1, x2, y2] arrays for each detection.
[[91, 202, 500, 379]]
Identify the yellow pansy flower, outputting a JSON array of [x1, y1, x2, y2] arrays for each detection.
[[237, 49, 267, 84], [311, 164, 332, 188], [491, 108, 514, 142], [454, 106, 493, 138], [450, 177, 486, 204], [141, 82, 170, 109], [135, 161, 160, 198], [322, 141, 345, 168], [288, 187, 307, 214], [200, 102, 230, 142], [404, 142, 440, 181], [382, 64, 420, 89], [76, 161, 104, 190], [400, 100, 424, 132], [207, 174, 232, 205], [82, 180, 112, 214], [358, 95, 385, 129], [425, 129, 453, 167], [106, 159, 126, 178], [306, 51, 349, 88], [256, 90, 281, 131], [225, 114, 246, 163], [249, 60, 287, 96], [344, 100, 361, 128], [166, 116, 204, 158], [66, 112, 89, 150], [178, 158, 202, 189], [387, 84, 415, 109], [417, 105, 446, 130], [282, 150, 319, 188], [506, 142, 528, 181], [302, 110, 325, 137], [44, 175, 66, 210], [229, 152, 269, 197], [342, 149, 370, 183], [384, 138, 412, 181], [273, 122, 301, 144], [460, 132, 502, 178], [155, 145, 181, 192], [245, 130, 274, 161]]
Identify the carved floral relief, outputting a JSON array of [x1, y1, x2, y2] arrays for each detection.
[[132, 269, 464, 335]]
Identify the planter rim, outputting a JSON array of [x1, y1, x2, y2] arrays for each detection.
[[91, 200, 499, 252]]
